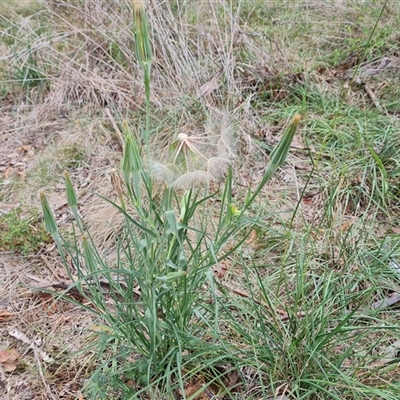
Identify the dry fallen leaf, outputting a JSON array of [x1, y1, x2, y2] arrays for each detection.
[[0, 310, 13, 322], [197, 68, 224, 98], [214, 259, 231, 279], [223, 369, 239, 388], [338, 218, 356, 232], [184, 380, 217, 400], [0, 349, 20, 372], [184, 381, 204, 398]]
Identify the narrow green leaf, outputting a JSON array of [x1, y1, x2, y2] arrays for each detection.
[[267, 113, 301, 172], [368, 146, 388, 180], [64, 171, 78, 209], [133, 0, 152, 66], [82, 236, 97, 273], [244, 114, 301, 210], [155, 271, 187, 282], [121, 121, 144, 202], [40, 192, 58, 235]]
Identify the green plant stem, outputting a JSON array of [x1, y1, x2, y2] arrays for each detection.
[[144, 63, 151, 143], [243, 114, 301, 212]]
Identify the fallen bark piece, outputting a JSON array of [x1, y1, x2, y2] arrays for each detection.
[[371, 293, 400, 310]]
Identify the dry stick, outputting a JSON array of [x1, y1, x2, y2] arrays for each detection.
[[364, 83, 383, 112], [371, 293, 400, 310], [34, 350, 57, 400], [30, 276, 142, 301], [40, 255, 64, 281], [104, 107, 124, 146], [275, 383, 290, 400]]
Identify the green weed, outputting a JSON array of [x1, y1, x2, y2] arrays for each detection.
[[57, 144, 87, 169], [0, 206, 50, 255], [3, 0, 397, 398], [41, 112, 300, 397]]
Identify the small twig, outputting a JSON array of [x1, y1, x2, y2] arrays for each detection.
[[275, 383, 290, 399], [220, 282, 258, 301], [371, 293, 400, 310], [364, 83, 383, 112], [34, 349, 57, 400], [104, 107, 124, 146], [30, 277, 141, 300], [28, 275, 86, 297], [40, 255, 63, 281]]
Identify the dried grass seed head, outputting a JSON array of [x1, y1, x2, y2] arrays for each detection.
[[150, 112, 235, 189]]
